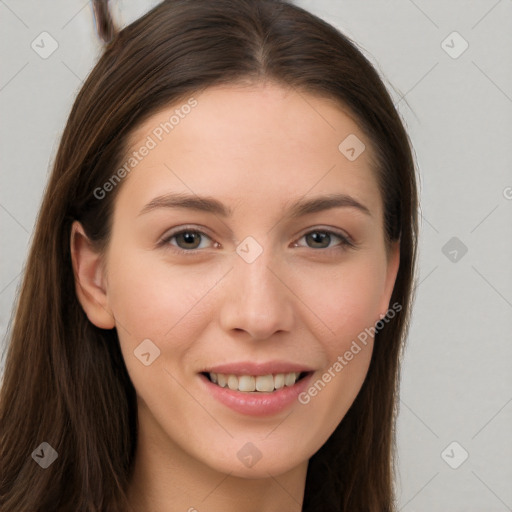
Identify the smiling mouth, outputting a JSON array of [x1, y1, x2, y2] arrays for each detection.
[[201, 371, 311, 393]]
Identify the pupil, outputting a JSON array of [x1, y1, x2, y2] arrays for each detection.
[[307, 232, 329, 248], [178, 232, 200, 249]]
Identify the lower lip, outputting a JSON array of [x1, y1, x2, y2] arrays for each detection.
[[199, 372, 314, 417]]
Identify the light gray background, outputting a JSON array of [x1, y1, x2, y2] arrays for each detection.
[[1, 1, 511, 510]]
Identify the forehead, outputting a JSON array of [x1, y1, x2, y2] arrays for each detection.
[[119, 81, 382, 221]]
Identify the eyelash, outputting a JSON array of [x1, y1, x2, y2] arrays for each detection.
[[159, 225, 356, 255]]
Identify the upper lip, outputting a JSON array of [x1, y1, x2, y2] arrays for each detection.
[[201, 361, 315, 376]]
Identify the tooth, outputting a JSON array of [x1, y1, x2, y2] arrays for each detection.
[[227, 374, 239, 390], [285, 372, 296, 386], [210, 372, 218, 384], [255, 374, 275, 392], [238, 375, 256, 392], [217, 374, 227, 387], [274, 373, 285, 389]]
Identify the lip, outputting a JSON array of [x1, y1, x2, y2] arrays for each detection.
[[199, 370, 315, 417], [201, 361, 316, 376]]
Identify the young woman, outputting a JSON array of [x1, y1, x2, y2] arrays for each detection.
[[0, 0, 418, 510]]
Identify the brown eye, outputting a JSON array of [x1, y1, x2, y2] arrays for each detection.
[[175, 231, 203, 249], [162, 228, 215, 252], [305, 231, 332, 249], [298, 230, 353, 250]]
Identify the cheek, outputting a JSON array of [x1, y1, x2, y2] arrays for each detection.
[[107, 247, 220, 334], [288, 256, 385, 429], [292, 254, 387, 346], [106, 253, 223, 424], [105, 248, 230, 384]]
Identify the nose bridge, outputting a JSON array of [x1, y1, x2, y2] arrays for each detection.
[[219, 240, 294, 339]]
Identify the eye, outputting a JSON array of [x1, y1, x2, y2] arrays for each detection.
[[161, 228, 217, 252], [294, 229, 354, 250]]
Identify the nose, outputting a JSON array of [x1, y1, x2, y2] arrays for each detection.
[[218, 245, 295, 340]]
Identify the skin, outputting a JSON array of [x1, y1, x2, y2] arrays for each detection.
[[71, 81, 399, 512]]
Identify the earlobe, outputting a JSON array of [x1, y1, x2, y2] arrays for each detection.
[[70, 220, 115, 329]]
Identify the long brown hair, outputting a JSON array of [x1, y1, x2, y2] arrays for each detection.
[[0, 1, 418, 510]]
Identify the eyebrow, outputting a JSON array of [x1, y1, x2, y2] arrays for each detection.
[[138, 192, 371, 218]]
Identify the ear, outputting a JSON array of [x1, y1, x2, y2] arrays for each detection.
[[70, 220, 115, 329], [377, 240, 400, 319]]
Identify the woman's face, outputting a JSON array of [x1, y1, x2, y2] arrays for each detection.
[[81, 82, 399, 478]]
